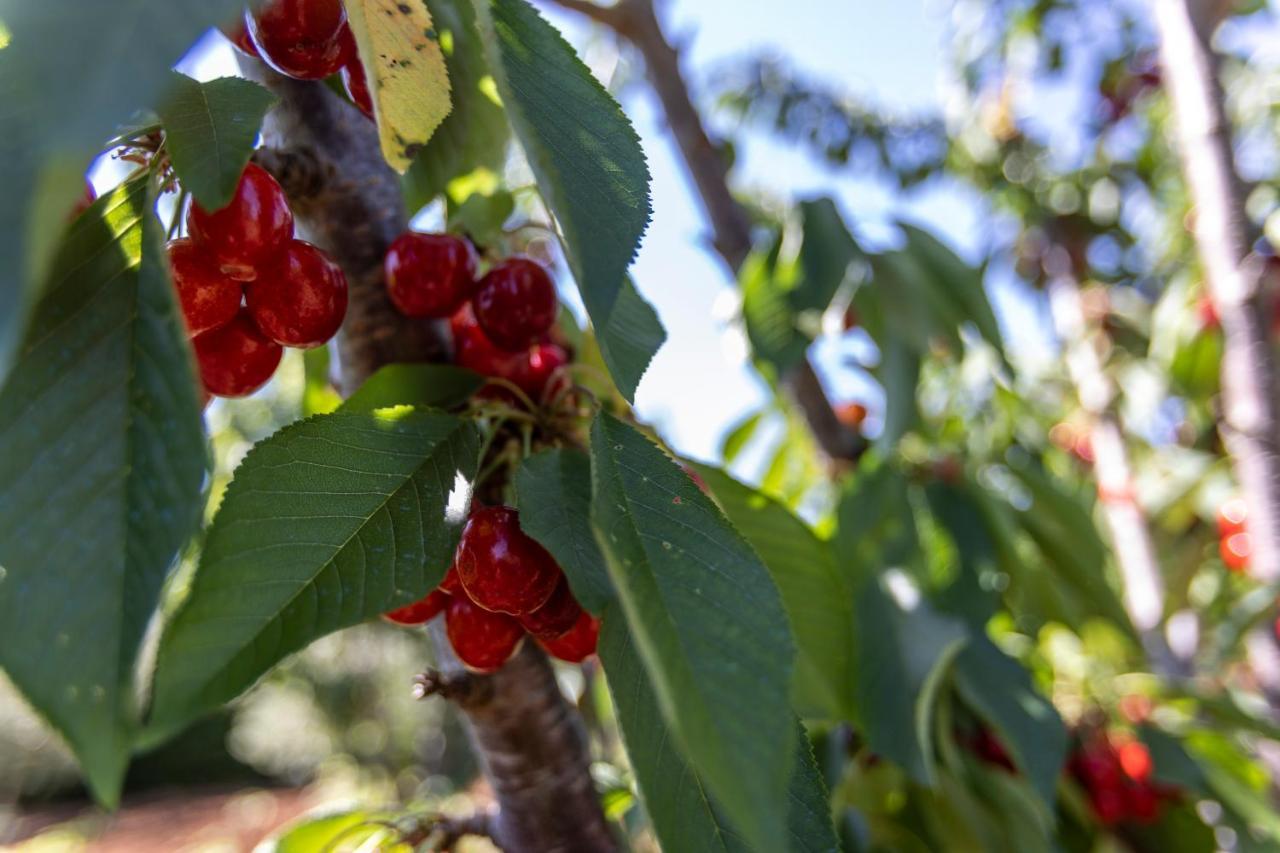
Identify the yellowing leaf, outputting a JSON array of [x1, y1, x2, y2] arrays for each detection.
[[343, 0, 452, 173]]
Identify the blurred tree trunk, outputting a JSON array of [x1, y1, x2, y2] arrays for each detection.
[[244, 64, 616, 853]]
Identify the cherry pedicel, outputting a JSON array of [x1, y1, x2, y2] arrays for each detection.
[[247, 239, 348, 348], [247, 0, 350, 80], [193, 309, 284, 398], [445, 594, 525, 673], [537, 611, 599, 663], [473, 257, 558, 351], [455, 505, 562, 616], [167, 238, 243, 336], [518, 578, 583, 640], [384, 589, 450, 626], [386, 233, 478, 318], [187, 163, 294, 281]]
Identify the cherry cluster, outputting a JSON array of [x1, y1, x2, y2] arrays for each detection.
[[223, 0, 372, 118], [1068, 734, 1176, 827], [384, 233, 570, 403], [384, 506, 599, 672], [1216, 497, 1251, 573], [170, 163, 348, 398]]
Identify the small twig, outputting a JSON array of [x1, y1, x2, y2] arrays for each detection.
[[412, 668, 493, 708]]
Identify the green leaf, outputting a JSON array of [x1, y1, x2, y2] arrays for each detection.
[[302, 346, 342, 416], [1139, 726, 1208, 791], [792, 198, 860, 315], [446, 188, 515, 246], [692, 464, 855, 720], [898, 223, 1004, 358], [149, 409, 480, 734], [953, 638, 1067, 809], [259, 808, 397, 852], [404, 0, 510, 212], [600, 612, 839, 853], [155, 73, 276, 209], [0, 0, 249, 378], [875, 337, 922, 448], [339, 363, 484, 413], [590, 414, 796, 852], [853, 578, 967, 785], [470, 0, 659, 400], [514, 449, 614, 614], [719, 410, 763, 464], [0, 178, 206, 805]]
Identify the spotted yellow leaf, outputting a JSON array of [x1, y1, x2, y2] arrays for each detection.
[[343, 0, 452, 172]]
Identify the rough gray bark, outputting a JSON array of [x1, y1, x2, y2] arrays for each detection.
[[1154, 0, 1280, 584], [246, 66, 615, 853], [548, 0, 864, 464]]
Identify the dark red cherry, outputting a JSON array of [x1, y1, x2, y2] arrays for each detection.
[[537, 611, 599, 663], [221, 18, 260, 56], [385, 233, 478, 318], [167, 238, 243, 335], [518, 578, 583, 640], [439, 566, 462, 596], [455, 506, 561, 616], [509, 342, 570, 401], [383, 589, 450, 625], [472, 257, 558, 351], [451, 304, 525, 378], [247, 239, 348, 348], [187, 163, 294, 281], [247, 0, 349, 80], [445, 594, 525, 673], [193, 309, 283, 397]]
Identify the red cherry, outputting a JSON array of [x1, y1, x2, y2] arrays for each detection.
[[834, 402, 868, 429], [1216, 498, 1248, 537], [455, 506, 562, 616], [187, 163, 294, 281], [510, 342, 571, 401], [1090, 786, 1127, 826], [451, 304, 525, 378], [972, 727, 1016, 773], [247, 0, 349, 80], [1221, 531, 1252, 573], [439, 566, 462, 596], [518, 578, 583, 640], [1117, 741, 1152, 782], [167, 238, 243, 336], [383, 589, 449, 625], [221, 18, 260, 56], [193, 309, 283, 397], [385, 233, 478, 318], [537, 611, 599, 663], [1124, 784, 1160, 824], [247, 239, 348, 348], [472, 258, 558, 351], [445, 594, 525, 673]]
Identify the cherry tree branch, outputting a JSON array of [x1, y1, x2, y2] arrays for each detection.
[[545, 0, 864, 463], [243, 63, 615, 853], [1154, 0, 1280, 585]]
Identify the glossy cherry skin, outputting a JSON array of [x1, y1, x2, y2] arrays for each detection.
[[451, 304, 525, 378], [509, 343, 570, 401], [247, 0, 349, 80], [385, 233, 478, 318], [537, 611, 599, 663], [167, 238, 243, 335], [383, 589, 449, 625], [473, 257, 558, 351], [518, 578, 583, 640], [193, 309, 283, 397], [445, 594, 525, 673], [187, 163, 294, 281], [221, 18, 260, 56], [455, 506, 561, 616], [247, 239, 348, 348], [439, 566, 462, 595]]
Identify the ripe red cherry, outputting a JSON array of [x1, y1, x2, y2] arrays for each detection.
[[385, 233, 478, 318], [537, 611, 599, 663], [187, 163, 294, 281], [383, 589, 450, 625], [834, 402, 868, 429], [221, 19, 259, 56], [1221, 531, 1251, 573], [509, 343, 570, 401], [247, 0, 349, 80], [518, 578, 583, 640], [472, 257, 558, 351], [1089, 786, 1127, 826], [193, 309, 283, 397], [455, 506, 561, 616], [451, 304, 525, 378], [247, 239, 348, 348], [167, 238, 242, 336], [445, 594, 525, 673], [1216, 497, 1248, 537], [439, 566, 461, 596]]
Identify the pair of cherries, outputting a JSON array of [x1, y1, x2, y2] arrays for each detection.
[[384, 506, 600, 672], [383, 233, 569, 403], [171, 162, 348, 398], [224, 0, 373, 118]]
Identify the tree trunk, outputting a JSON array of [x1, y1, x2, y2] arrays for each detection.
[[246, 66, 616, 853]]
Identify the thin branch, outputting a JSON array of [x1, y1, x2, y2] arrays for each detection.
[[546, 0, 864, 464]]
